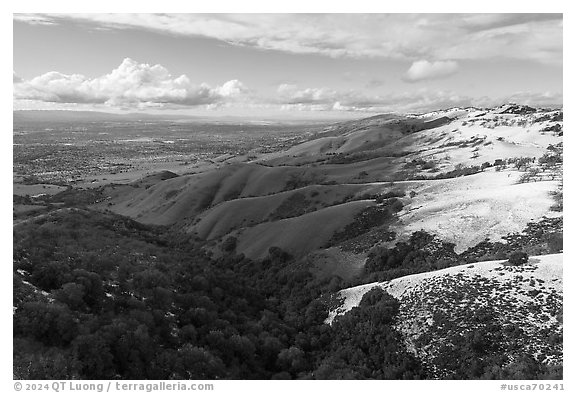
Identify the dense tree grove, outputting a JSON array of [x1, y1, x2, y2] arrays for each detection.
[[327, 198, 403, 247], [13, 209, 562, 380], [13, 209, 422, 380], [358, 230, 460, 285]]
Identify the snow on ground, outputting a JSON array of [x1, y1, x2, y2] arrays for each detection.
[[410, 107, 477, 119], [406, 109, 561, 169], [395, 170, 560, 252], [326, 253, 563, 325]]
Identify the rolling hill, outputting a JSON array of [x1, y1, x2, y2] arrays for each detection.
[[13, 104, 564, 380], [91, 105, 562, 281], [223, 200, 376, 260], [327, 253, 563, 378]]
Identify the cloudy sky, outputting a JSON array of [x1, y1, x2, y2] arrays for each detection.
[[13, 13, 563, 118]]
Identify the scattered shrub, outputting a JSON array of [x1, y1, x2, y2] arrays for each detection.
[[508, 251, 529, 266]]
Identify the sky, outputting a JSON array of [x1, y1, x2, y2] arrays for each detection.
[[12, 13, 563, 119]]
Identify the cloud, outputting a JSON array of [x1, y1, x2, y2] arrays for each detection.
[[13, 58, 248, 108], [274, 83, 562, 114], [456, 14, 561, 33], [13, 14, 56, 25], [215, 80, 248, 98], [505, 91, 562, 108], [14, 60, 562, 115], [474, 91, 563, 109], [14, 14, 562, 64], [277, 84, 339, 105], [275, 84, 474, 113], [276, 84, 392, 110], [403, 60, 460, 83]]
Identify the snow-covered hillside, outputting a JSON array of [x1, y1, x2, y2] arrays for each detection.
[[327, 253, 563, 377], [327, 253, 562, 323], [394, 170, 561, 252]]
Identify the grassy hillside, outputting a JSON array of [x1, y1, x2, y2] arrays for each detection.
[[228, 200, 376, 260], [190, 184, 368, 239], [87, 107, 562, 279], [99, 164, 325, 225]]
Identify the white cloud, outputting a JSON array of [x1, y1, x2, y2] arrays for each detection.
[[13, 14, 56, 25], [403, 60, 460, 83], [14, 14, 562, 64], [274, 83, 562, 114], [215, 80, 248, 97], [13, 63, 562, 115], [474, 91, 563, 109], [275, 84, 474, 113], [13, 58, 249, 108], [277, 84, 340, 105]]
